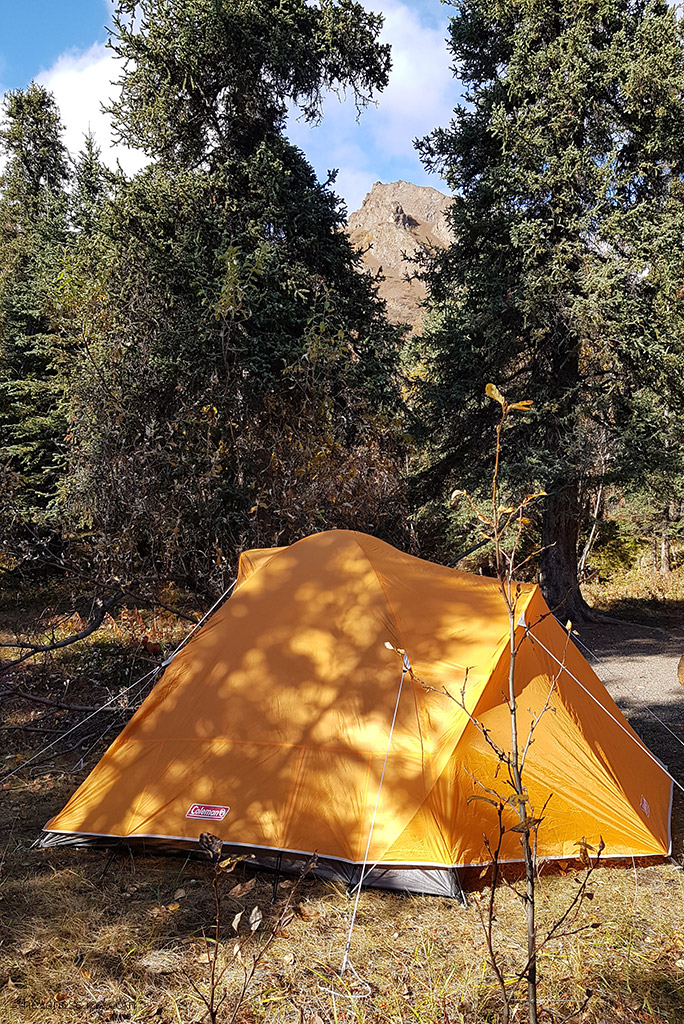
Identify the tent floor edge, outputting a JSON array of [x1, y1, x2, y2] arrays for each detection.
[[37, 831, 465, 899]]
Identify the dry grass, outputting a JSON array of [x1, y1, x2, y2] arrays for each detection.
[[1, 585, 684, 1023], [585, 567, 684, 632], [2, 822, 684, 1024]]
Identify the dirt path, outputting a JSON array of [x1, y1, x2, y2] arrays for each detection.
[[577, 618, 684, 854]]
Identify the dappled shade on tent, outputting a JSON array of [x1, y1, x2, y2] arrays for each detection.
[[42, 530, 672, 893]]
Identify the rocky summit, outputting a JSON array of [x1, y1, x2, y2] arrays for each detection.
[[347, 180, 452, 331]]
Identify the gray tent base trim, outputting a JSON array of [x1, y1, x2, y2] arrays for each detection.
[[38, 830, 466, 902]]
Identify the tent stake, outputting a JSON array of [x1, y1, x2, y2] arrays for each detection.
[[271, 853, 283, 903]]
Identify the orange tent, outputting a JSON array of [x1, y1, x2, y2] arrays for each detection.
[[42, 530, 672, 895]]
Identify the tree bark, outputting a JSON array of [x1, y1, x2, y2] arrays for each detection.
[[661, 530, 671, 575], [539, 481, 592, 622], [660, 508, 671, 576]]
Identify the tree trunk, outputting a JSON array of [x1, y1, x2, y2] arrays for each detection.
[[539, 481, 592, 622], [660, 508, 671, 576], [660, 530, 671, 575]]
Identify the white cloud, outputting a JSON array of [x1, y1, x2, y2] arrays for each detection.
[[36, 43, 146, 176], [329, 162, 380, 218], [287, 0, 458, 212], [371, 1, 456, 155], [28, 0, 457, 211]]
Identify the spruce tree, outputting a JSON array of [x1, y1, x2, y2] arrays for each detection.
[[0, 84, 70, 522], [62, 0, 406, 588], [71, 131, 113, 236], [416, 0, 684, 618]]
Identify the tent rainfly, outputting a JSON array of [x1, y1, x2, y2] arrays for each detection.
[[42, 530, 672, 897]]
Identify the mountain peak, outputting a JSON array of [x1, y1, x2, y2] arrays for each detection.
[[347, 181, 451, 332]]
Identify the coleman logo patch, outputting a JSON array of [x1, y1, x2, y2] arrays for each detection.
[[186, 803, 230, 821]]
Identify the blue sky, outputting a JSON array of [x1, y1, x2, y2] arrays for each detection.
[[0, 0, 459, 213]]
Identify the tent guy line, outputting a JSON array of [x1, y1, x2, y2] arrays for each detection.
[[340, 651, 411, 976], [0, 664, 161, 787], [161, 576, 237, 667], [0, 576, 238, 788], [566, 626, 684, 760], [528, 630, 684, 795]]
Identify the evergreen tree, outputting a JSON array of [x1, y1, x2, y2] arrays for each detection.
[[71, 131, 112, 236], [416, 0, 684, 618], [0, 83, 70, 522], [63, 0, 406, 589]]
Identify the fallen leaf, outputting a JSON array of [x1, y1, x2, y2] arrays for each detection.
[[249, 905, 262, 932], [276, 909, 294, 933], [173, 888, 187, 900], [1, 980, 18, 1003], [20, 938, 40, 956], [281, 952, 294, 966], [166, 902, 180, 912], [228, 877, 256, 899]]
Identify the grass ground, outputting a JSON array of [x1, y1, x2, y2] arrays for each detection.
[[585, 566, 684, 631], [1, 572, 684, 1023]]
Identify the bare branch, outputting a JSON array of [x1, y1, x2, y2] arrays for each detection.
[[0, 591, 124, 676], [0, 688, 100, 712]]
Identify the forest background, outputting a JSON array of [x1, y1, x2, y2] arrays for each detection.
[[2, 0, 684, 628], [2, 3, 684, 1023]]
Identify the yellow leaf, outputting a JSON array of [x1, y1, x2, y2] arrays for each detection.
[[508, 400, 534, 412], [485, 383, 505, 405], [450, 488, 467, 501]]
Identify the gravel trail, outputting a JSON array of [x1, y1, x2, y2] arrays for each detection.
[[577, 619, 684, 854]]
